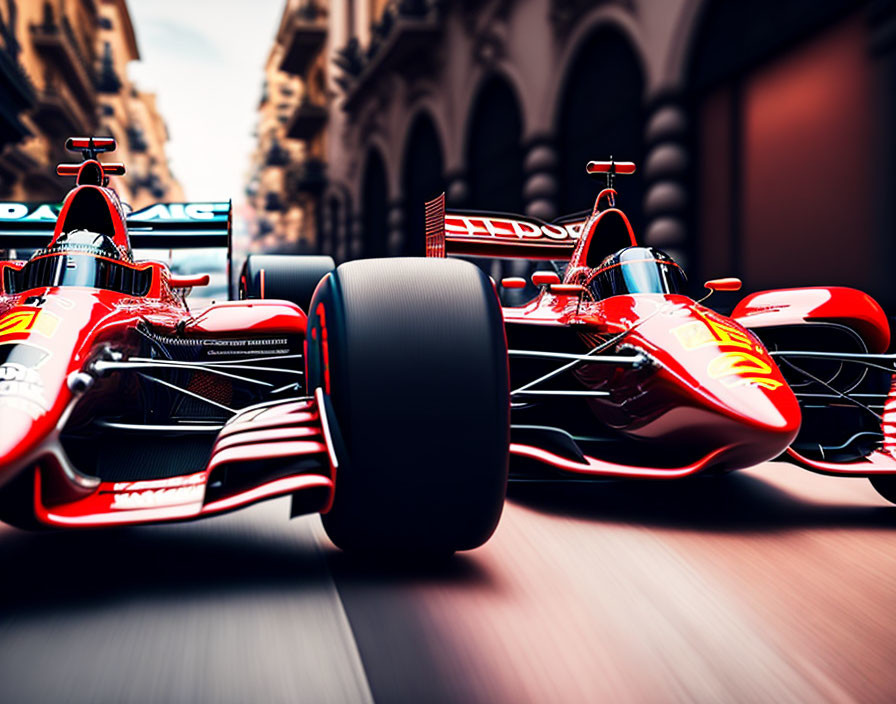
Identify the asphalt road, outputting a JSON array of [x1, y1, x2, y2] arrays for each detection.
[[2, 461, 896, 703]]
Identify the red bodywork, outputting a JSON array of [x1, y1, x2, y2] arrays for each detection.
[[427, 168, 896, 479], [0, 174, 334, 528], [502, 292, 800, 476], [427, 178, 838, 478], [732, 286, 896, 476]]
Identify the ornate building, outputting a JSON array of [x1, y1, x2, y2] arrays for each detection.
[[94, 0, 182, 208], [0, 0, 181, 206], [248, 0, 896, 307], [246, 0, 327, 253], [324, 0, 896, 308]]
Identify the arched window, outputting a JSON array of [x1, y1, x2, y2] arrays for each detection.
[[466, 76, 524, 213], [360, 148, 389, 258], [401, 113, 444, 256], [556, 29, 645, 230]]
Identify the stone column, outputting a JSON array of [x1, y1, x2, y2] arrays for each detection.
[[347, 212, 363, 260], [642, 98, 689, 267], [387, 200, 405, 255], [516, 138, 559, 291], [523, 137, 558, 221], [445, 170, 469, 209]]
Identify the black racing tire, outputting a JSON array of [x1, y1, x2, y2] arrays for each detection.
[[307, 257, 509, 555], [241, 254, 335, 314], [870, 476, 896, 505]]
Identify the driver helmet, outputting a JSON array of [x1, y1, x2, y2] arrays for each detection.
[[41, 229, 131, 262], [588, 246, 687, 298]]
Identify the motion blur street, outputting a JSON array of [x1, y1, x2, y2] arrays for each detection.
[[3, 462, 896, 703], [2, 1, 896, 701]]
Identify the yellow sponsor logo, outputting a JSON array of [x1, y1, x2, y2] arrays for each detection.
[[0, 309, 59, 339], [673, 311, 782, 390], [672, 314, 754, 351], [706, 351, 783, 390]]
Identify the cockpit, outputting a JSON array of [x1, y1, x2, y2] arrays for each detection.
[[587, 246, 687, 299], [2, 230, 152, 295]]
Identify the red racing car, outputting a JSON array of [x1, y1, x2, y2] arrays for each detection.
[[425, 159, 896, 503], [0, 137, 509, 555]]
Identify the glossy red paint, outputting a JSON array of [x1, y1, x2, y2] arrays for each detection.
[[732, 286, 890, 352], [435, 212, 580, 260], [208, 440, 328, 473], [0, 273, 327, 525], [0, 288, 147, 481], [549, 284, 587, 296], [784, 447, 896, 476], [315, 302, 330, 394], [185, 299, 307, 336], [66, 137, 116, 152], [33, 468, 333, 527], [168, 273, 210, 289], [570, 207, 637, 269], [427, 169, 802, 478], [100, 163, 126, 176], [593, 188, 618, 211], [0, 155, 331, 528], [505, 291, 800, 473], [510, 443, 733, 478], [501, 277, 527, 289], [532, 271, 561, 286], [213, 425, 321, 453], [55, 164, 84, 177], [586, 160, 636, 175], [705, 277, 743, 292]]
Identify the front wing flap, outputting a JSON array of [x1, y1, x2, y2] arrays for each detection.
[[32, 397, 335, 527]]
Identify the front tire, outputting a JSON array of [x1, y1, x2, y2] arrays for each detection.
[[307, 258, 509, 554]]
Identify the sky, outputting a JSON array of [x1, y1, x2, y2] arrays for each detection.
[[127, 0, 287, 204]]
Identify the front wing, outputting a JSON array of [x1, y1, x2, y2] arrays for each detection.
[[32, 394, 338, 528]]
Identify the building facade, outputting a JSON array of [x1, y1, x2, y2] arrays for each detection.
[[0, 0, 181, 207], [246, 0, 328, 254], [267, 0, 892, 309]]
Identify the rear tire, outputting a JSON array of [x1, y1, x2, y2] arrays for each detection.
[[241, 255, 335, 314], [870, 476, 896, 505], [307, 258, 509, 555]]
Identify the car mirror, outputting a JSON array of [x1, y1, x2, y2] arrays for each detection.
[[549, 283, 587, 296], [169, 273, 210, 289], [704, 277, 742, 292], [501, 277, 527, 289], [532, 271, 560, 287]]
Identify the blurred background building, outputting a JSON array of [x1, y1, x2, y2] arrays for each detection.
[[0, 0, 181, 208], [259, 0, 896, 308], [245, 0, 327, 253]]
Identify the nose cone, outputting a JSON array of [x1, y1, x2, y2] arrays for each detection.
[[603, 296, 801, 469], [0, 310, 79, 482], [635, 394, 800, 471]]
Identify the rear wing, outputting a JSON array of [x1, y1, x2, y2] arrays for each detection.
[[424, 194, 584, 260], [0, 201, 231, 249]]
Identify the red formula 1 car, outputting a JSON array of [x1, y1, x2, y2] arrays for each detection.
[[425, 159, 896, 503], [0, 137, 508, 554]]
